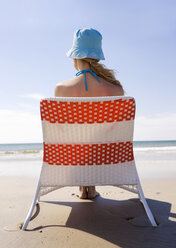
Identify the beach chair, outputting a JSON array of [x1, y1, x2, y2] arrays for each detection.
[[22, 96, 157, 230]]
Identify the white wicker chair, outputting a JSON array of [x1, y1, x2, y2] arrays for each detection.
[[22, 96, 157, 230]]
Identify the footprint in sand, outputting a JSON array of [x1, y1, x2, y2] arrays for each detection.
[[3, 223, 23, 232]]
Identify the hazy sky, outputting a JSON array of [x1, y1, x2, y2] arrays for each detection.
[[0, 0, 176, 143]]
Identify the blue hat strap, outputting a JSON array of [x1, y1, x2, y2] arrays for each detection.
[[75, 70, 100, 91]]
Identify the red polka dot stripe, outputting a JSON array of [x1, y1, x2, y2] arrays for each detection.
[[40, 98, 135, 124], [43, 142, 134, 166]]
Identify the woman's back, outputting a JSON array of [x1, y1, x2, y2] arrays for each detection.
[[55, 73, 124, 97]]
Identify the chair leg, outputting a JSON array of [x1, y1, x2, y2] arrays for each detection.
[[22, 182, 41, 230], [137, 181, 157, 227]]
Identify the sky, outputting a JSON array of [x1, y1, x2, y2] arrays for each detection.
[[0, 0, 176, 143]]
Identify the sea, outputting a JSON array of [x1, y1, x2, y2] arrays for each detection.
[[0, 141, 176, 178], [0, 140, 176, 154]]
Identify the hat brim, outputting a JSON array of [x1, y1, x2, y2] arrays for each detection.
[[66, 48, 105, 60]]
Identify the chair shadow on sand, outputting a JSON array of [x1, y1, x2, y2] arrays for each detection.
[[26, 194, 176, 248]]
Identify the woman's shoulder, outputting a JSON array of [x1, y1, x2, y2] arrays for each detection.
[[54, 78, 81, 97], [110, 83, 124, 96], [100, 78, 124, 96], [56, 77, 77, 87]]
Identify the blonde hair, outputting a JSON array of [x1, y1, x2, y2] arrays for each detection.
[[82, 58, 124, 94]]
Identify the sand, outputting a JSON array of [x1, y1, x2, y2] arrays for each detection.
[[0, 176, 176, 248]]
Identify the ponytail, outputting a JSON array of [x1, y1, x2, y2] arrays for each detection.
[[82, 58, 124, 94]]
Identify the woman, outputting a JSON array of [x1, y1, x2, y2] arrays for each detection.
[[54, 28, 124, 199]]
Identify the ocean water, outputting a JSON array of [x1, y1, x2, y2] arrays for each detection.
[[0, 141, 176, 178], [0, 143, 43, 153], [0, 140, 176, 154]]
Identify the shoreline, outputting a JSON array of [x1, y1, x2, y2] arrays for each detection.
[[0, 150, 176, 179]]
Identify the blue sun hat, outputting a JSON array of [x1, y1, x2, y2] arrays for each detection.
[[66, 28, 105, 60]]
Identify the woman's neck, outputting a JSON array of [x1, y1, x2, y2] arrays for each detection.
[[77, 60, 91, 71]]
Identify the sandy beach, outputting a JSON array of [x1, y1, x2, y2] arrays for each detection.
[[0, 149, 176, 248], [1, 0, 176, 246]]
